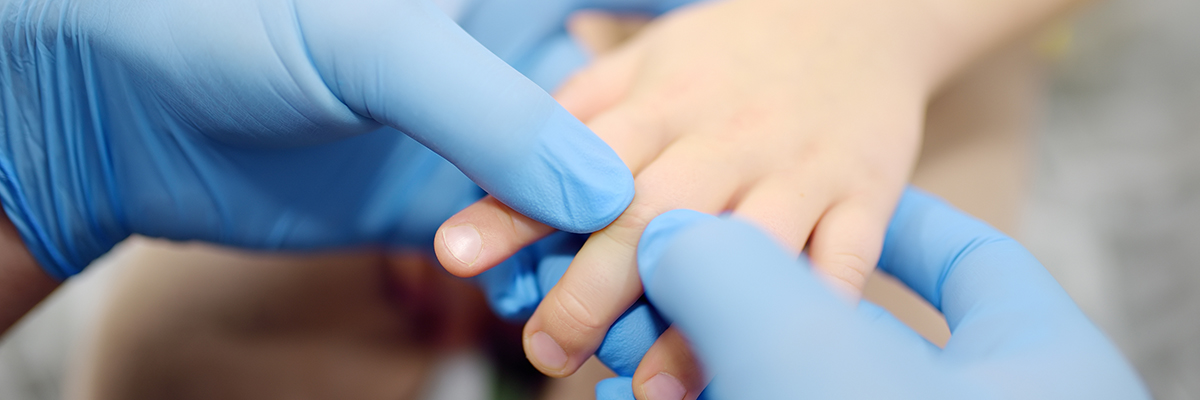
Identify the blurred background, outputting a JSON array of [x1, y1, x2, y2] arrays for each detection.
[[1, 0, 1198, 398], [1022, 0, 1200, 397]]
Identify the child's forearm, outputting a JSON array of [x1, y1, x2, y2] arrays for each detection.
[[0, 208, 59, 335], [913, 0, 1088, 86], [747, 0, 1086, 95]]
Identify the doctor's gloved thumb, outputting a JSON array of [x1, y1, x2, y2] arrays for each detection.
[[636, 209, 840, 400], [297, 0, 633, 233]]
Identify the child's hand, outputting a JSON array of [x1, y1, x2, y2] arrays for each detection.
[[436, 0, 1029, 396]]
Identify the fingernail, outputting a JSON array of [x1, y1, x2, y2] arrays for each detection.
[[443, 224, 482, 266], [642, 373, 686, 400], [529, 331, 568, 371]]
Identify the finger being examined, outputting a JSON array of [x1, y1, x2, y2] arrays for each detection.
[[807, 195, 897, 298], [632, 327, 708, 400], [521, 143, 743, 377], [434, 196, 556, 277]]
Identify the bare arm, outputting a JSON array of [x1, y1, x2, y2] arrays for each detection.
[[902, 0, 1088, 88], [438, 0, 1094, 397]]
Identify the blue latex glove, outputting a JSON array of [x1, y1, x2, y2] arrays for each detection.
[[457, 0, 701, 378], [473, 230, 667, 377], [0, 0, 634, 279], [458, 0, 704, 90], [593, 188, 1150, 399]]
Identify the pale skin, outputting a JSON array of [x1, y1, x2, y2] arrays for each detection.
[[58, 45, 1037, 398], [0, 0, 1081, 395], [434, 0, 1086, 399]]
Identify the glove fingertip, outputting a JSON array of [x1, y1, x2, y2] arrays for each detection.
[[637, 209, 715, 282], [511, 106, 634, 234], [595, 300, 669, 376]]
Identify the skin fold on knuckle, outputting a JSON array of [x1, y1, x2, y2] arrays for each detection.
[[486, 200, 526, 241], [816, 251, 874, 293], [543, 285, 611, 338], [597, 200, 664, 251]]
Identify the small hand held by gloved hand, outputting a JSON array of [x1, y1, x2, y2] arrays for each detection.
[[597, 188, 1149, 399], [0, 0, 633, 279]]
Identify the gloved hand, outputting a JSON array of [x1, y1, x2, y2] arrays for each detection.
[[593, 188, 1149, 399], [456, 0, 699, 89], [455, 0, 694, 380], [0, 0, 633, 279], [473, 231, 667, 378]]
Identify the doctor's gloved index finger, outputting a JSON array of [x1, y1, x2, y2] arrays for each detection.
[[878, 189, 1106, 346], [635, 195, 1149, 400], [296, 0, 633, 234], [877, 189, 1149, 398], [634, 210, 932, 399]]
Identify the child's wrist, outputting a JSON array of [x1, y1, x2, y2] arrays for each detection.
[[733, 0, 1069, 98]]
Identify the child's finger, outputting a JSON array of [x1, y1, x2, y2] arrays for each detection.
[[554, 42, 645, 123], [435, 103, 671, 277], [807, 195, 897, 296], [730, 170, 840, 255], [631, 327, 709, 400], [566, 11, 651, 56], [585, 103, 675, 174], [434, 196, 555, 277], [521, 142, 741, 377]]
